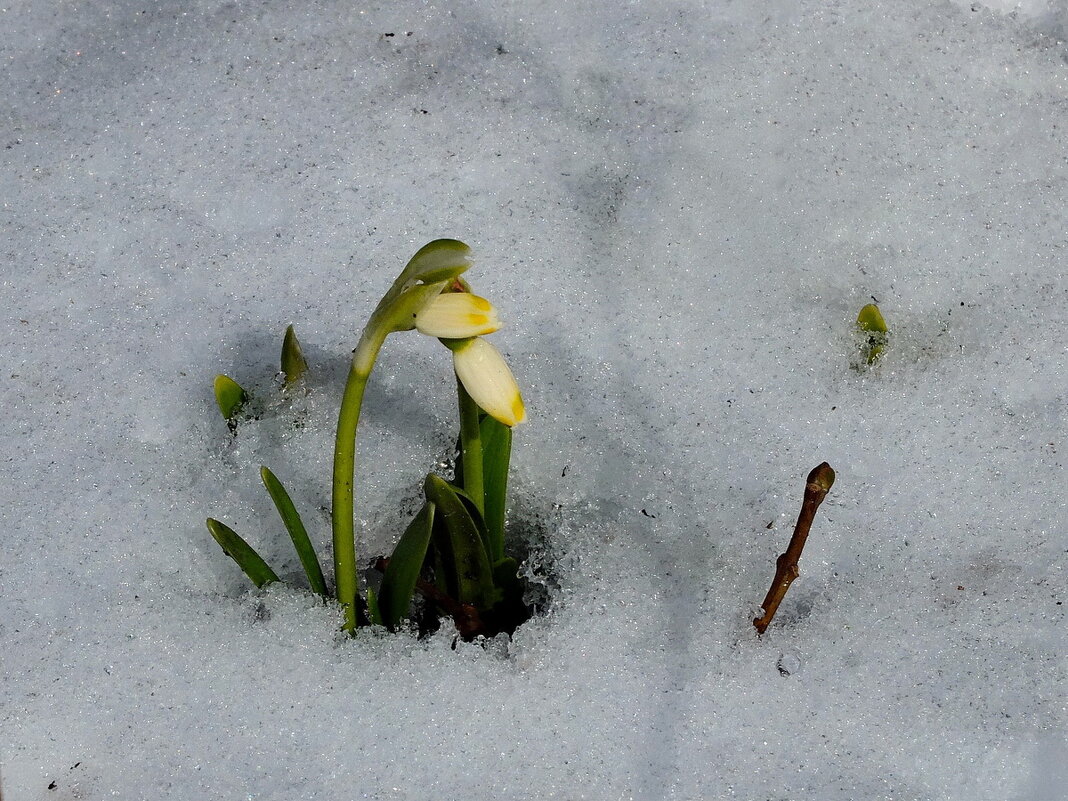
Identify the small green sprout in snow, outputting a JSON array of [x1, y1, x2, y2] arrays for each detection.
[[856, 302, 889, 365], [280, 324, 308, 385], [213, 374, 247, 427]]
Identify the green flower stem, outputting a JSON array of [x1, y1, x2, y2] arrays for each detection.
[[327, 240, 471, 634], [457, 375, 484, 514], [331, 325, 388, 633]]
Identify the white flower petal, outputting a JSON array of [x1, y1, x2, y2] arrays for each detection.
[[452, 338, 526, 427], [415, 293, 501, 339]]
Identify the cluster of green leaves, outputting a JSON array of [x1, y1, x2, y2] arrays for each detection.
[[375, 407, 527, 637], [207, 325, 326, 596]]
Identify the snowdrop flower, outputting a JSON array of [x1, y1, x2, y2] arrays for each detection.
[[415, 292, 501, 338], [448, 337, 526, 427]]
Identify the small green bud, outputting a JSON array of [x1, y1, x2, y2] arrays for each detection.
[[856, 303, 889, 365], [213, 374, 247, 420], [281, 324, 308, 384]]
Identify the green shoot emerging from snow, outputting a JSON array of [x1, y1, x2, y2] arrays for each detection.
[[206, 240, 529, 639], [213, 374, 247, 426], [856, 302, 889, 365]]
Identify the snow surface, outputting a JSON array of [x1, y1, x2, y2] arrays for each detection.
[[2, 1, 1066, 799]]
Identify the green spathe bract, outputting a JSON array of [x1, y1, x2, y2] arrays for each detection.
[[400, 238, 473, 284], [205, 239, 530, 640]]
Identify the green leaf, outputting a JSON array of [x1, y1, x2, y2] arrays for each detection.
[[281, 324, 308, 384], [856, 303, 889, 365], [260, 466, 328, 597], [430, 535, 451, 599], [206, 518, 280, 588], [400, 239, 472, 285], [479, 414, 512, 563], [213, 374, 247, 421], [440, 480, 493, 560], [378, 501, 435, 629], [423, 474, 495, 609]]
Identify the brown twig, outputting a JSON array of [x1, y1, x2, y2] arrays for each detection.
[[753, 462, 836, 634]]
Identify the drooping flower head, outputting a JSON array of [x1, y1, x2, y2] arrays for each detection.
[[446, 337, 526, 427]]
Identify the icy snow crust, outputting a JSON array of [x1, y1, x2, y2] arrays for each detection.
[[2, 1, 1066, 799]]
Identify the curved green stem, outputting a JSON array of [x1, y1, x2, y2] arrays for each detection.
[[332, 327, 387, 633], [322, 240, 472, 635]]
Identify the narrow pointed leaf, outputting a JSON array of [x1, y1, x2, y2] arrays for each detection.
[[281, 324, 308, 384], [479, 414, 512, 563], [213, 374, 247, 421], [424, 474, 494, 608], [378, 501, 435, 629], [260, 466, 328, 597], [206, 518, 280, 588], [447, 482, 493, 560]]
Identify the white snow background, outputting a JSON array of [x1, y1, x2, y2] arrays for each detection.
[[2, 1, 1066, 799]]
